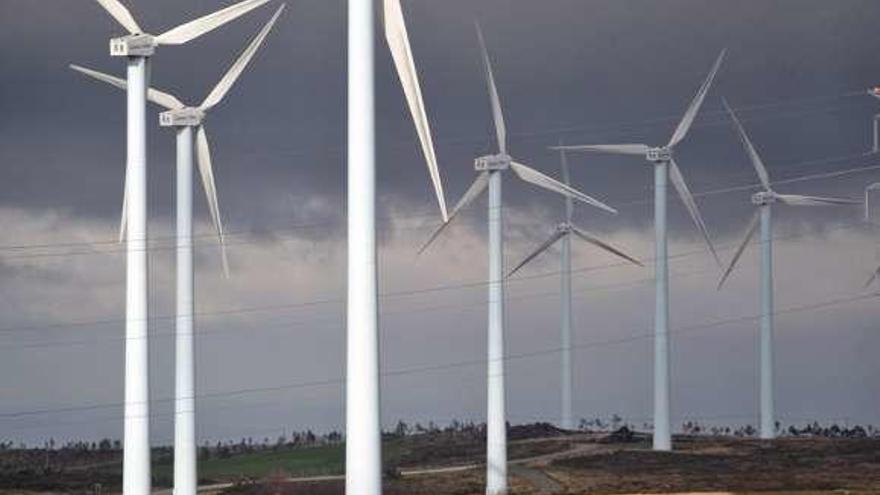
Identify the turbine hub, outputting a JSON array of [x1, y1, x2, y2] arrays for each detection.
[[475, 153, 510, 172], [110, 34, 156, 57], [647, 147, 672, 163], [160, 108, 204, 128], [752, 191, 777, 205], [556, 222, 572, 233]]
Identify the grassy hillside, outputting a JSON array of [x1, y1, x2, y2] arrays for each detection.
[[154, 445, 345, 482]]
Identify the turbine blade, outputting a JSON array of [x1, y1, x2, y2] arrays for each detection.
[[550, 143, 649, 156], [558, 145, 573, 222], [667, 49, 726, 148], [775, 194, 861, 207], [195, 126, 231, 278], [94, 0, 142, 34], [155, 0, 272, 46], [200, 4, 284, 111], [669, 158, 720, 266], [570, 226, 643, 267], [419, 172, 490, 254], [717, 209, 760, 289], [475, 22, 506, 154], [70, 64, 185, 110], [722, 98, 771, 190], [506, 230, 566, 278], [383, 0, 448, 222], [510, 161, 617, 215], [864, 267, 880, 289]]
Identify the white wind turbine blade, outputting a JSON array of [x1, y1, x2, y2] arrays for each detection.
[[669, 158, 721, 266], [723, 98, 771, 191], [195, 126, 231, 278], [475, 22, 507, 154], [155, 0, 272, 46], [775, 194, 861, 207], [570, 226, 644, 267], [69, 64, 185, 110], [383, 0, 448, 222], [717, 209, 760, 289], [559, 146, 573, 222], [667, 49, 726, 148], [864, 267, 880, 289], [200, 4, 285, 111], [507, 230, 566, 278], [510, 161, 617, 215], [419, 172, 490, 254], [551, 143, 650, 156], [95, 0, 142, 34]]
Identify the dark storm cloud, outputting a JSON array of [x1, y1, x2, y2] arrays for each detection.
[[4, 0, 880, 236]]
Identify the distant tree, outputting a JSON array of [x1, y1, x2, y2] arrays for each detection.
[[394, 420, 410, 438]]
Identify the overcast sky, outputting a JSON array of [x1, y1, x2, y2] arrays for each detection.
[[1, 0, 880, 446]]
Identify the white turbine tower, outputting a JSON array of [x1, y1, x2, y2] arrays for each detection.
[[864, 183, 880, 289], [421, 24, 619, 495], [344, 0, 451, 492], [868, 86, 880, 153], [506, 147, 643, 431], [553, 50, 725, 451], [87, 1, 272, 494], [71, 7, 284, 495], [718, 100, 859, 440], [865, 182, 880, 222]]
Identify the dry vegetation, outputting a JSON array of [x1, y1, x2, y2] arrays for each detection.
[[2, 425, 879, 494]]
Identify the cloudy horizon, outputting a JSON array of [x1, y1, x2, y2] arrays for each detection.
[[1, 0, 879, 446]]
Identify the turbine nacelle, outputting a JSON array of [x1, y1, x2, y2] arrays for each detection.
[[752, 191, 777, 206], [647, 146, 672, 163], [556, 222, 572, 234], [160, 107, 205, 127], [475, 153, 511, 172], [110, 34, 155, 57]]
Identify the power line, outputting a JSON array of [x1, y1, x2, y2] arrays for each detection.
[[0, 290, 873, 422], [0, 216, 870, 340], [0, 267, 720, 352]]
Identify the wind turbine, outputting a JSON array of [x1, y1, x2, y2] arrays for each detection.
[[553, 50, 726, 451], [506, 147, 643, 431], [86, 1, 272, 494], [864, 183, 880, 289], [421, 24, 619, 495], [718, 100, 859, 440], [865, 182, 880, 222], [343, 0, 452, 492], [868, 87, 880, 153], [71, 7, 284, 495]]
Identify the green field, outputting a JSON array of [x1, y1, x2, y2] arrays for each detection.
[[153, 445, 345, 483]]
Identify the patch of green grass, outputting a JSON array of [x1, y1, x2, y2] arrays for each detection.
[[153, 446, 345, 482]]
